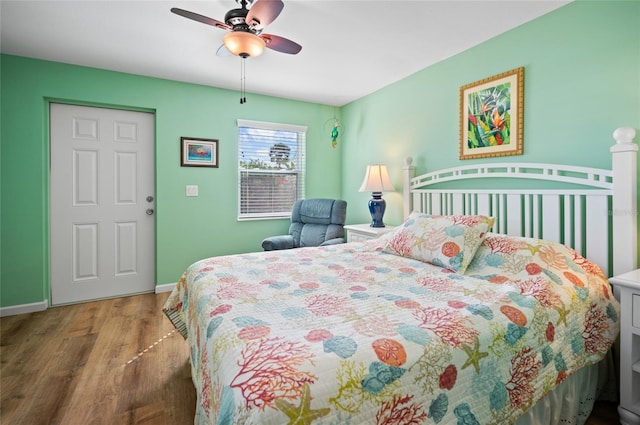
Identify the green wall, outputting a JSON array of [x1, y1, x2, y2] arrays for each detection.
[[0, 55, 341, 307], [341, 1, 640, 232]]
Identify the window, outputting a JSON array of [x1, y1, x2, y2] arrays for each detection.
[[237, 119, 307, 220]]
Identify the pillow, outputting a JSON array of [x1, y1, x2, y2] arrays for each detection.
[[382, 212, 494, 273]]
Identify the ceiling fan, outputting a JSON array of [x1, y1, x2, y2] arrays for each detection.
[[171, 0, 302, 58]]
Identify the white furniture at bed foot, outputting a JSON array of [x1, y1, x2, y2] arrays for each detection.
[[344, 223, 395, 242], [610, 269, 640, 425]]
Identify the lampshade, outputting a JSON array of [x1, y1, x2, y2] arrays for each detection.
[[359, 164, 396, 193], [223, 31, 266, 57]]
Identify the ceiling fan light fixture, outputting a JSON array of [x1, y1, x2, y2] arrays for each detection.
[[223, 31, 266, 57]]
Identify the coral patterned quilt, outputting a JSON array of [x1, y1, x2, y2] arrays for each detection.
[[163, 232, 619, 425]]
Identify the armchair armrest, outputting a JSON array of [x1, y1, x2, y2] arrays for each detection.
[[320, 237, 345, 246], [261, 235, 295, 251]]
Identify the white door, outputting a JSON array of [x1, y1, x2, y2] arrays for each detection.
[[50, 103, 155, 305]]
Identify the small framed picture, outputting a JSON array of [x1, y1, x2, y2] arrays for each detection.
[[459, 67, 524, 160], [180, 137, 218, 167]]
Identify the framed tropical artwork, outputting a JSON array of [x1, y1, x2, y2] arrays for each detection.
[[180, 137, 219, 167], [459, 67, 524, 160]]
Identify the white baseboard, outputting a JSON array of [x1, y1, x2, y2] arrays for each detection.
[[0, 300, 48, 317], [0, 287, 176, 316], [155, 283, 177, 294]]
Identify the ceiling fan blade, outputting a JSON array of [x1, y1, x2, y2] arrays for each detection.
[[261, 34, 302, 54], [246, 0, 284, 31], [171, 8, 231, 31]]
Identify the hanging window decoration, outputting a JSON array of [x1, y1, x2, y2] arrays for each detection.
[[323, 109, 343, 148]]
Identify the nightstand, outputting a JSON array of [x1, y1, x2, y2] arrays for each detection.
[[609, 268, 640, 425], [344, 223, 395, 242]]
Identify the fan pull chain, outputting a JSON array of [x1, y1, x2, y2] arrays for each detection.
[[240, 57, 247, 104]]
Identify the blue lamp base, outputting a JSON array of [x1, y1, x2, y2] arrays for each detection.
[[368, 192, 387, 228]]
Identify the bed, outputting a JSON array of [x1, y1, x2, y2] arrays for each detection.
[[164, 127, 637, 425]]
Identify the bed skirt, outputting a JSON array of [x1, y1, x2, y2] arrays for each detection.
[[516, 350, 617, 425]]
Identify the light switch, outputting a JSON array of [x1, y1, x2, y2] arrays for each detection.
[[186, 185, 199, 197]]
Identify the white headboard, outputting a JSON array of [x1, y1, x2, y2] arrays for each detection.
[[402, 127, 638, 277]]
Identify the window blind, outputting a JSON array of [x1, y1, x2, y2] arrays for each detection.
[[237, 119, 306, 220]]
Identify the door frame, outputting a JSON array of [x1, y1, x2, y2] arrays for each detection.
[[46, 99, 157, 305]]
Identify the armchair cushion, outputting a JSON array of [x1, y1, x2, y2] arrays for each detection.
[[294, 199, 346, 225], [261, 235, 294, 251], [320, 237, 345, 246], [261, 198, 347, 251]]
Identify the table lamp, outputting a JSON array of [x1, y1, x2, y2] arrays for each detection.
[[358, 164, 395, 227]]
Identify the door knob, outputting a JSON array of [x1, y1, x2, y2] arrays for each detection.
[[146, 209, 154, 215], [146, 196, 154, 202]]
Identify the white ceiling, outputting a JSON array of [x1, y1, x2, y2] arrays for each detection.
[[0, 0, 569, 106]]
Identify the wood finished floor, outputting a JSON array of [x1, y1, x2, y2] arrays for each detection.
[[1, 293, 195, 425], [0, 292, 620, 424]]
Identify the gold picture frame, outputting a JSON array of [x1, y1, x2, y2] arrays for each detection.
[[459, 67, 524, 160]]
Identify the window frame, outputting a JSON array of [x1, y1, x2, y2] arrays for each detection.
[[237, 119, 307, 221]]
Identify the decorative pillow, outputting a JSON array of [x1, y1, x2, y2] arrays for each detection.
[[382, 212, 495, 273]]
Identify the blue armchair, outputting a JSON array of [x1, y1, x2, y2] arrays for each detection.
[[261, 198, 347, 250]]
